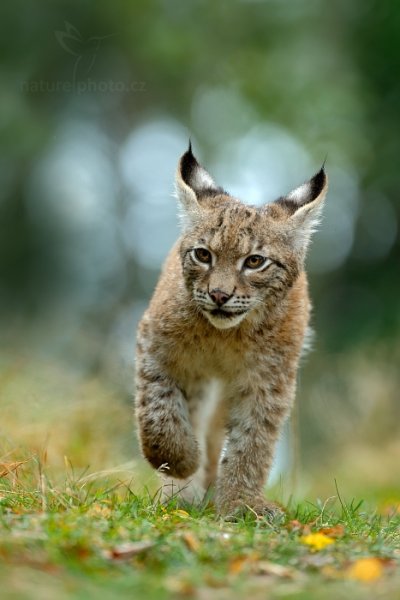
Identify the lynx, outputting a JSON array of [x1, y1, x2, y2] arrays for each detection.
[[135, 144, 328, 517]]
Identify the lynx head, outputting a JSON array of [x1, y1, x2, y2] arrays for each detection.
[[175, 144, 328, 330]]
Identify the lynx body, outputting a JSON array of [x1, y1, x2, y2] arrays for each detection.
[[135, 146, 327, 517]]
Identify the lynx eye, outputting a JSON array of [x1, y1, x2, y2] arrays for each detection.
[[244, 255, 267, 269], [194, 248, 212, 264]]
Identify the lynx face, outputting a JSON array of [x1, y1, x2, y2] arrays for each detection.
[[176, 146, 327, 330], [180, 205, 298, 329]]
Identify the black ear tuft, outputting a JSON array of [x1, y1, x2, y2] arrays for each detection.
[[180, 143, 199, 188], [283, 165, 328, 209], [307, 166, 326, 204], [272, 164, 328, 251], [274, 165, 328, 220], [177, 145, 224, 199]]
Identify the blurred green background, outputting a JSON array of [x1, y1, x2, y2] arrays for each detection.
[[1, 0, 399, 503]]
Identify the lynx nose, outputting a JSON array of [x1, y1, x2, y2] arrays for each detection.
[[209, 288, 231, 307]]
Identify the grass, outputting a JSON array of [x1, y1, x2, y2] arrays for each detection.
[[0, 459, 399, 600], [1, 339, 399, 598]]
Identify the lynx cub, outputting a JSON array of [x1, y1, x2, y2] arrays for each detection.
[[135, 145, 327, 517]]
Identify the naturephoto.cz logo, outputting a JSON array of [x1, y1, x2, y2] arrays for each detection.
[[21, 21, 146, 94]]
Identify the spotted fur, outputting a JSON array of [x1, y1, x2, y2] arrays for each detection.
[[135, 146, 328, 517]]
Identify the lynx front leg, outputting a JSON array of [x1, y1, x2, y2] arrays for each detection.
[[135, 370, 199, 479], [215, 385, 292, 518]]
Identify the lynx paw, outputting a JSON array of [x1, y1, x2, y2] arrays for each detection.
[[142, 439, 199, 479], [217, 498, 284, 522]]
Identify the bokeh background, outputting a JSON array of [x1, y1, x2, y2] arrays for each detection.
[[1, 0, 399, 504]]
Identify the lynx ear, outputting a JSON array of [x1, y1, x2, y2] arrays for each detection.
[[277, 166, 328, 250], [175, 143, 220, 228]]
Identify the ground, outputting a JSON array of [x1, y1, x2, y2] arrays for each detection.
[[0, 459, 399, 600], [1, 344, 399, 599]]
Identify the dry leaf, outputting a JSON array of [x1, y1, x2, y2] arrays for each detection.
[[103, 541, 155, 560], [319, 525, 345, 538], [287, 519, 303, 531], [254, 560, 299, 579], [300, 532, 335, 551], [182, 531, 200, 552], [172, 509, 190, 519], [229, 556, 250, 574], [0, 461, 27, 478], [165, 576, 196, 596], [347, 557, 384, 582], [87, 503, 112, 518], [229, 551, 262, 575], [287, 519, 314, 535]]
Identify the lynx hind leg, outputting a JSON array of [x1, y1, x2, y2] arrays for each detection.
[[161, 473, 207, 506], [162, 379, 223, 506], [204, 399, 228, 490]]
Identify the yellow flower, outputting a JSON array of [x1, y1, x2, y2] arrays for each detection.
[[347, 558, 383, 582], [182, 531, 200, 552], [300, 532, 335, 551]]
